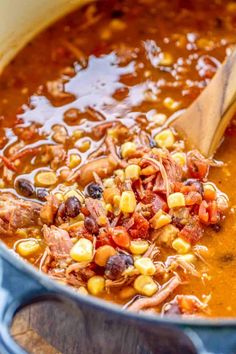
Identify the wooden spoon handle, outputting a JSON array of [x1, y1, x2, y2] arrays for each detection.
[[173, 49, 236, 157]]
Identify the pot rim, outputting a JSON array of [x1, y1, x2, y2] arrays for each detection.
[[0, 241, 235, 327]]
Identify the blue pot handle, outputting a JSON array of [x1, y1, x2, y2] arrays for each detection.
[[183, 326, 236, 354], [0, 256, 52, 354]]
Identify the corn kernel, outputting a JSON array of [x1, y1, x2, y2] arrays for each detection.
[[121, 142, 136, 159], [54, 192, 64, 202], [120, 191, 137, 213], [77, 140, 91, 153], [171, 152, 186, 167], [130, 240, 149, 255], [78, 286, 88, 295], [125, 164, 141, 180], [134, 275, 158, 296], [177, 254, 196, 263], [167, 192, 185, 208], [163, 97, 181, 111], [70, 238, 93, 262], [119, 286, 137, 300], [134, 257, 156, 275], [105, 203, 113, 213], [64, 190, 84, 203], [157, 224, 179, 246], [141, 165, 156, 176], [103, 187, 120, 204], [16, 228, 28, 238], [97, 215, 107, 226], [114, 169, 125, 182], [72, 129, 83, 139], [154, 129, 175, 148], [172, 237, 191, 254], [150, 210, 171, 229], [203, 183, 216, 192], [103, 178, 115, 188], [17, 240, 40, 257], [69, 154, 81, 169], [35, 171, 57, 187], [87, 276, 105, 296], [0, 178, 5, 188], [110, 19, 126, 31], [150, 113, 167, 126], [158, 52, 174, 66]]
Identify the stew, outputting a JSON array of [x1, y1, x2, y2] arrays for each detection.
[[0, 0, 236, 317]]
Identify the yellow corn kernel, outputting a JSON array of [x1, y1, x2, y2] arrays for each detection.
[[167, 192, 185, 208], [171, 152, 186, 167], [141, 165, 156, 176], [94, 245, 117, 267], [103, 187, 120, 204], [54, 192, 64, 202], [130, 240, 149, 255], [70, 238, 93, 262], [163, 97, 181, 111], [134, 275, 158, 296], [103, 178, 115, 188], [105, 203, 113, 213], [64, 190, 84, 203], [97, 215, 107, 226], [110, 19, 127, 31], [78, 286, 88, 295], [157, 224, 179, 246], [78, 140, 91, 153], [120, 191, 137, 213], [114, 169, 125, 182], [154, 129, 175, 148], [150, 113, 167, 126], [177, 254, 196, 264], [17, 240, 40, 257], [87, 276, 105, 296], [0, 178, 5, 188], [16, 228, 28, 238], [125, 164, 141, 180], [121, 142, 136, 159], [69, 154, 81, 169], [150, 210, 171, 229], [72, 129, 83, 139], [158, 52, 174, 66], [35, 171, 57, 187], [134, 257, 156, 276], [172, 237, 191, 254], [203, 183, 216, 192], [113, 195, 121, 210], [119, 286, 137, 300]]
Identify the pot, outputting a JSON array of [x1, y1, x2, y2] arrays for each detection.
[[0, 1, 236, 353]]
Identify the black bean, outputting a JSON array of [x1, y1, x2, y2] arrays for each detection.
[[65, 196, 81, 218], [211, 223, 221, 233], [184, 178, 203, 195], [86, 183, 103, 199], [120, 253, 134, 267], [84, 216, 99, 234], [111, 9, 124, 18], [36, 188, 49, 201], [16, 178, 35, 197], [105, 254, 126, 280], [219, 253, 234, 263], [57, 202, 67, 220]]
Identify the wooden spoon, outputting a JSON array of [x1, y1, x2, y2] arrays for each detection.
[[172, 49, 236, 157]]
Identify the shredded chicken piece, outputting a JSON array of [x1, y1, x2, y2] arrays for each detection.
[[127, 276, 181, 311]]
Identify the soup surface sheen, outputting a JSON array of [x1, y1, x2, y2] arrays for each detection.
[[0, 0, 236, 317]]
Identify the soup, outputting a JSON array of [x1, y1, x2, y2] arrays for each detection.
[[0, 0, 236, 317]]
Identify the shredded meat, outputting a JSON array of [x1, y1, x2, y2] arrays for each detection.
[[40, 195, 60, 225], [0, 193, 41, 235], [127, 276, 181, 312], [43, 225, 73, 259]]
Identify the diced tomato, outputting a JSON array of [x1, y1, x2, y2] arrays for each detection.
[[96, 231, 114, 248], [187, 151, 209, 180], [198, 200, 209, 224], [142, 190, 167, 213], [179, 218, 204, 244], [129, 212, 150, 239], [112, 226, 130, 249]]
